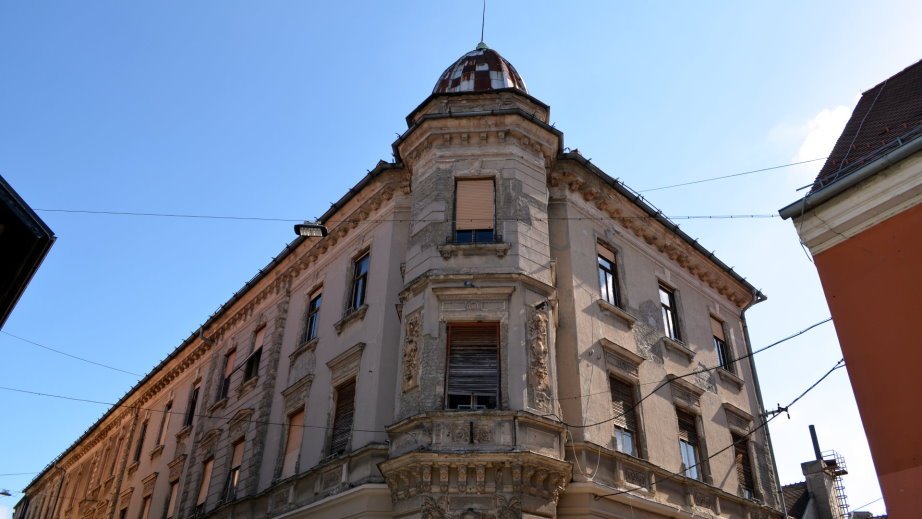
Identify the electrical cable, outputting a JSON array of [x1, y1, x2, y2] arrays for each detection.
[[592, 358, 846, 500], [1, 331, 141, 377], [638, 157, 827, 193]]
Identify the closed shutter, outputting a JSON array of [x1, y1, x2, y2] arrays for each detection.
[[329, 380, 355, 455], [196, 459, 213, 505], [456, 179, 495, 231], [282, 410, 304, 476], [677, 410, 698, 445], [166, 483, 178, 519], [710, 317, 725, 341], [447, 323, 499, 402], [734, 435, 755, 490], [609, 377, 636, 431], [231, 442, 244, 468], [597, 243, 615, 261]]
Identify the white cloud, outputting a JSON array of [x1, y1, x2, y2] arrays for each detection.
[[794, 105, 852, 161]]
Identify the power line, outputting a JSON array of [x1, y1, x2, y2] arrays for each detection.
[[1, 331, 141, 377], [592, 358, 846, 500], [638, 157, 827, 193], [0, 472, 38, 477], [33, 208, 778, 224]]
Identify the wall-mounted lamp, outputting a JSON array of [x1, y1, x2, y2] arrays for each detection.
[[0, 489, 12, 497], [294, 222, 329, 238]]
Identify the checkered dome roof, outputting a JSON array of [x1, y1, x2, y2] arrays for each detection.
[[433, 43, 528, 94]]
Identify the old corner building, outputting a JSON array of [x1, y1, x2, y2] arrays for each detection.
[[17, 44, 785, 519]]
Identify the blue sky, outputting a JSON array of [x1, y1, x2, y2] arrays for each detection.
[[2, 2, 919, 516]]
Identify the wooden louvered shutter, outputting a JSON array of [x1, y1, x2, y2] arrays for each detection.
[[677, 410, 698, 445], [282, 410, 303, 476], [711, 317, 725, 341], [446, 323, 499, 407], [329, 380, 355, 455], [733, 434, 755, 490], [609, 377, 636, 432], [455, 179, 495, 231]]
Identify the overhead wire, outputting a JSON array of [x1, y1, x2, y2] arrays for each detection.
[[637, 157, 827, 193], [1, 331, 141, 377], [592, 358, 846, 500]]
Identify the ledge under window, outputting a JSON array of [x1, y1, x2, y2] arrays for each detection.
[[175, 425, 192, 442], [238, 376, 259, 396], [208, 397, 227, 413], [149, 444, 164, 460], [334, 304, 367, 334], [437, 241, 510, 259], [717, 368, 744, 390], [662, 337, 694, 362], [597, 300, 637, 328], [126, 461, 139, 476]]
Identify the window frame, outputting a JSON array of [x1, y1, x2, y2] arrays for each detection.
[[222, 440, 244, 502], [328, 379, 356, 456], [348, 253, 370, 311], [303, 291, 322, 343], [219, 350, 236, 400], [659, 284, 682, 341], [195, 458, 214, 513], [453, 177, 496, 244], [133, 420, 148, 463], [281, 409, 304, 478], [711, 317, 734, 373], [733, 433, 756, 498], [609, 375, 640, 456], [676, 408, 701, 480], [597, 244, 621, 308], [156, 400, 173, 446], [445, 321, 501, 410], [164, 482, 178, 519], [183, 385, 200, 428], [243, 326, 265, 382]]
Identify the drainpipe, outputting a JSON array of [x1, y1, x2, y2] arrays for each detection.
[[740, 290, 787, 516], [47, 465, 67, 519]]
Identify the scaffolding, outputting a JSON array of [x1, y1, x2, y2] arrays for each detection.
[[822, 450, 850, 518]]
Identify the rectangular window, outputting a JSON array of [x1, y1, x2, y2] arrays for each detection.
[[349, 253, 370, 310], [659, 285, 681, 341], [597, 244, 620, 307], [219, 351, 236, 400], [223, 441, 244, 501], [119, 508, 127, 519], [133, 421, 148, 463], [677, 409, 700, 480], [454, 178, 495, 243], [282, 410, 304, 478], [446, 322, 500, 410], [303, 292, 322, 342], [196, 458, 214, 511], [711, 317, 733, 373], [609, 376, 638, 456], [109, 437, 122, 476], [733, 433, 755, 498], [184, 385, 200, 427], [156, 401, 172, 446], [244, 327, 265, 381], [165, 482, 178, 519], [329, 380, 356, 456], [138, 496, 151, 519]]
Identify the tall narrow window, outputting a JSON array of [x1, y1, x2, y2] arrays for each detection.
[[219, 351, 236, 400], [446, 322, 500, 410], [677, 409, 700, 480], [282, 410, 304, 477], [184, 385, 200, 427], [138, 496, 151, 519], [329, 380, 356, 456], [303, 292, 322, 342], [659, 285, 681, 341], [609, 376, 638, 456], [109, 437, 122, 476], [733, 433, 755, 498], [244, 327, 265, 381], [164, 482, 178, 519], [711, 317, 733, 373], [133, 421, 148, 463], [223, 441, 244, 501], [597, 244, 620, 307], [156, 401, 172, 446], [349, 254, 370, 310], [454, 178, 495, 243], [195, 458, 214, 514]]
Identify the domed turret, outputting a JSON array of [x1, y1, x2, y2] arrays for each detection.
[[432, 42, 528, 94]]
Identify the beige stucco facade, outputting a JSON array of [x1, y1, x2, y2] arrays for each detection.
[[17, 47, 783, 519]]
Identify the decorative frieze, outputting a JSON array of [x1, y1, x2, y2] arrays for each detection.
[[402, 311, 422, 392], [526, 309, 552, 412]]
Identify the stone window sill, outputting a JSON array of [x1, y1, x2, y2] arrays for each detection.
[[291, 337, 319, 359], [208, 398, 228, 414], [663, 337, 694, 362], [238, 376, 259, 396], [126, 461, 139, 476], [149, 444, 164, 461], [334, 304, 367, 334], [175, 425, 192, 442], [597, 300, 636, 328], [717, 368, 744, 390], [438, 242, 510, 259]]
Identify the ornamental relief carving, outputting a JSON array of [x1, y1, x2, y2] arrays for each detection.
[[527, 309, 552, 412], [402, 311, 422, 392]]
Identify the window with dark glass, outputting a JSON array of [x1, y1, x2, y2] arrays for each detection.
[[138, 496, 151, 519], [329, 380, 356, 456], [454, 178, 495, 243], [219, 351, 236, 400], [303, 292, 322, 342], [597, 244, 620, 307], [156, 400, 172, 446], [677, 409, 700, 480], [349, 253, 370, 310], [183, 385, 200, 427], [659, 285, 681, 341], [446, 322, 499, 410], [133, 421, 147, 463], [244, 327, 265, 381], [609, 376, 639, 456], [164, 482, 178, 519], [733, 433, 755, 498], [711, 317, 733, 373], [223, 441, 244, 501]]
